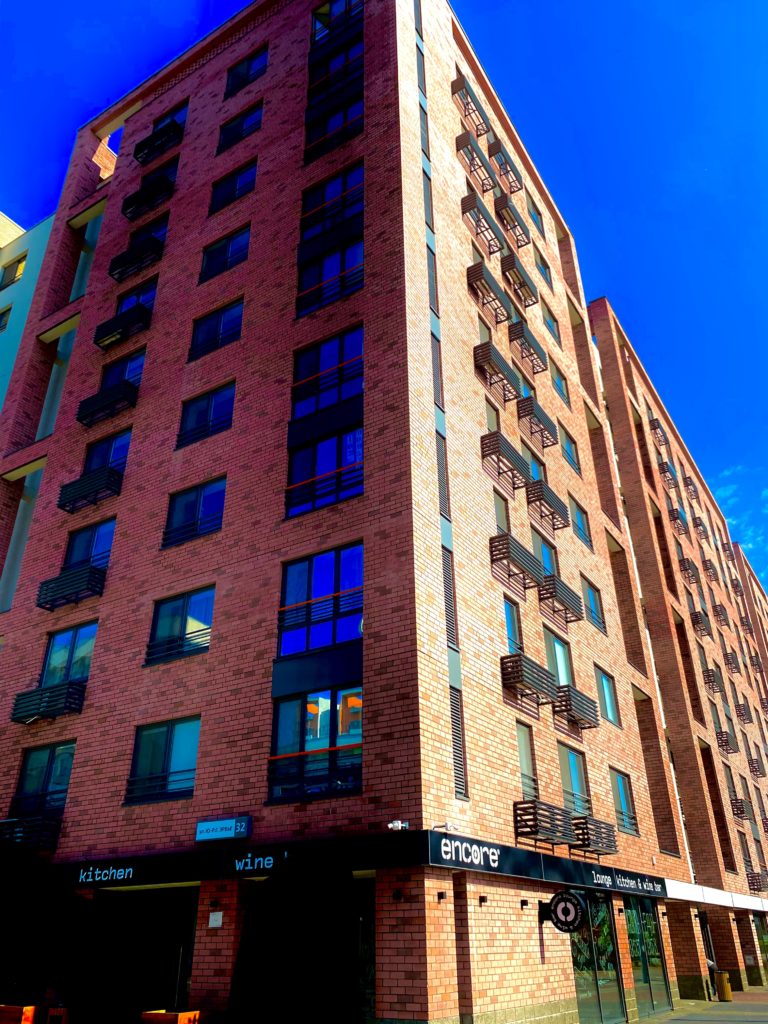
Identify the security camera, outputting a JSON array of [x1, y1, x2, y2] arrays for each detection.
[[387, 820, 410, 831]]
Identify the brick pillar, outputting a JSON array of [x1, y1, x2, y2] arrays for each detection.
[[0, 478, 23, 573], [707, 906, 748, 991], [188, 880, 243, 1018], [665, 902, 711, 999], [613, 895, 639, 1024], [656, 902, 681, 1006], [735, 911, 767, 987]]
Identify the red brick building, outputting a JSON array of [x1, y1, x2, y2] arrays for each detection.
[[0, 0, 765, 1021]]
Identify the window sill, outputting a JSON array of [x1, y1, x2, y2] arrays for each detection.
[[264, 787, 362, 806], [617, 826, 640, 837], [124, 790, 194, 806]]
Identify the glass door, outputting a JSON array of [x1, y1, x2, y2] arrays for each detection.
[[570, 891, 626, 1024], [623, 896, 671, 1016]]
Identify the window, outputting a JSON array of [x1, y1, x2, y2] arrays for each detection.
[[177, 382, 235, 448], [40, 623, 98, 688], [505, 597, 522, 654], [569, 497, 592, 548], [101, 349, 145, 391], [522, 442, 545, 481], [451, 685, 468, 797], [558, 743, 590, 814], [427, 246, 439, 313], [423, 171, 434, 230], [517, 721, 537, 799], [292, 326, 363, 419], [269, 687, 363, 801], [199, 225, 250, 283], [551, 361, 569, 405], [301, 163, 363, 240], [494, 490, 509, 534], [13, 741, 75, 818], [414, 0, 423, 35], [311, 0, 362, 43], [217, 101, 263, 154], [146, 586, 215, 664], [520, 373, 535, 398], [416, 47, 427, 96], [582, 577, 606, 631], [64, 520, 115, 570], [297, 239, 363, 315], [163, 478, 226, 547], [116, 277, 156, 315], [610, 768, 639, 834], [595, 667, 620, 725], [225, 45, 268, 98], [531, 529, 557, 576], [84, 429, 131, 474], [130, 212, 169, 249], [209, 161, 257, 214], [419, 106, 431, 159], [287, 428, 363, 516], [153, 102, 188, 131], [126, 717, 201, 804], [534, 244, 551, 287], [309, 36, 363, 94], [278, 543, 362, 656], [142, 157, 178, 189], [188, 299, 243, 362], [561, 427, 580, 473], [544, 626, 573, 687], [542, 300, 560, 344], [305, 97, 364, 160], [526, 193, 544, 236], [0, 307, 11, 333], [0, 253, 26, 290], [485, 400, 500, 433]]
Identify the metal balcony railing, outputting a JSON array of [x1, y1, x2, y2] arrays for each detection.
[[761, 697, 768, 714], [285, 462, 363, 516], [732, 577, 744, 597], [615, 806, 640, 836], [268, 744, 362, 801], [37, 564, 107, 612], [526, 478, 570, 531], [703, 558, 719, 583], [489, 532, 545, 590], [649, 417, 669, 446], [571, 814, 619, 855], [691, 610, 712, 638], [684, 475, 699, 502], [724, 651, 740, 674], [751, 654, 763, 672], [93, 303, 152, 350], [730, 796, 747, 819], [514, 798, 576, 846], [451, 73, 491, 136], [162, 510, 224, 547], [500, 252, 539, 307], [741, 615, 754, 636], [473, 341, 522, 405], [461, 192, 506, 256], [553, 686, 599, 728], [702, 668, 724, 694], [713, 604, 729, 628], [133, 120, 185, 165], [480, 431, 531, 497], [678, 557, 699, 584], [121, 174, 175, 220], [494, 192, 530, 248], [508, 319, 548, 374], [76, 380, 139, 428], [749, 759, 767, 779], [716, 730, 737, 755], [108, 236, 165, 283], [467, 261, 515, 325], [456, 131, 498, 193], [735, 703, 753, 724], [125, 767, 197, 804], [517, 395, 558, 448], [722, 542, 735, 561], [296, 262, 364, 316], [58, 465, 124, 514], [0, 813, 63, 851], [500, 652, 558, 705], [658, 461, 678, 488], [487, 138, 523, 193], [145, 627, 211, 665], [11, 680, 87, 724], [668, 506, 689, 535], [693, 516, 709, 541], [277, 587, 363, 643]]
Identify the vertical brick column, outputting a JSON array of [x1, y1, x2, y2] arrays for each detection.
[[0, 477, 23, 576], [612, 896, 639, 1023], [707, 906, 748, 991], [188, 880, 243, 1017], [656, 902, 681, 1006], [665, 902, 710, 1000], [735, 911, 767, 987]]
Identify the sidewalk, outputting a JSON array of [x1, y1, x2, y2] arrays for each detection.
[[657, 991, 768, 1022]]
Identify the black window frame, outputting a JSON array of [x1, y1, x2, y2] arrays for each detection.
[[100, 348, 146, 391], [63, 519, 116, 571], [224, 45, 268, 99], [116, 276, 157, 315], [291, 325, 363, 420], [145, 585, 215, 665], [188, 298, 244, 362], [162, 477, 227, 547], [297, 238, 364, 316], [286, 427, 363, 518], [199, 224, 250, 284], [217, 101, 263, 154], [209, 161, 257, 215], [39, 622, 98, 688], [177, 381, 236, 448], [125, 716, 201, 805], [13, 741, 75, 818]]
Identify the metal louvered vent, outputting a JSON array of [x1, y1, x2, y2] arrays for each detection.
[[450, 686, 468, 798]]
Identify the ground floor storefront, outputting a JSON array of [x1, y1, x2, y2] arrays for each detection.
[[4, 831, 767, 1023]]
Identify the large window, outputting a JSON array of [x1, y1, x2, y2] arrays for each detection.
[[40, 623, 97, 688], [287, 428, 363, 516], [570, 497, 592, 548], [0, 253, 26, 290], [199, 225, 250, 283], [582, 577, 606, 632], [131, 211, 170, 248], [64, 520, 116, 570], [551, 360, 569, 405], [610, 768, 639, 834], [13, 741, 75, 817], [225, 45, 268, 98], [517, 721, 537, 799], [311, 0, 363, 43], [534, 244, 552, 287], [561, 426, 580, 473], [153, 102, 188, 132], [301, 163, 363, 240], [126, 717, 201, 804], [209, 161, 257, 214], [102, 349, 145, 391], [531, 529, 557, 576], [522, 442, 545, 481], [188, 299, 243, 362], [544, 626, 573, 687], [146, 586, 215, 664], [217, 101, 263, 154], [558, 743, 590, 814], [542, 300, 561, 344], [292, 326, 363, 419], [297, 239, 363, 315], [526, 192, 544, 237], [177, 382, 235, 448], [84, 429, 131, 474], [595, 666, 620, 725], [505, 597, 522, 654], [305, 98, 364, 161], [0, 307, 11, 333], [163, 478, 226, 547], [269, 687, 363, 801], [278, 543, 363, 656]]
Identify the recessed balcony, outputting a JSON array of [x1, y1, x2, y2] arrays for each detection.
[[108, 236, 164, 283], [539, 576, 584, 624], [58, 465, 124, 514], [456, 132, 498, 193], [678, 557, 699, 584], [649, 417, 669, 446], [76, 379, 139, 428], [37, 564, 107, 612], [735, 702, 753, 724], [501, 252, 539, 307], [133, 120, 184, 165], [11, 680, 86, 724], [517, 395, 559, 449], [713, 604, 729, 628], [487, 138, 523, 193], [461, 192, 506, 256], [93, 303, 152, 350], [702, 668, 723, 694], [508, 320, 548, 374], [480, 431, 531, 498], [690, 609, 712, 638], [693, 516, 708, 541], [474, 341, 523, 405], [684, 475, 699, 502], [489, 532, 545, 590], [494, 192, 531, 248], [514, 798, 577, 847], [703, 559, 719, 583], [467, 261, 515, 324], [500, 652, 559, 705], [451, 74, 491, 137], [526, 478, 570, 532], [668, 506, 689, 535], [121, 174, 175, 220]]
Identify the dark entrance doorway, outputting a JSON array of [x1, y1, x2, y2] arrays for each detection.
[[623, 896, 672, 1017], [230, 872, 375, 1023], [570, 890, 626, 1024], [753, 914, 768, 977], [698, 910, 717, 997], [68, 885, 199, 1024]]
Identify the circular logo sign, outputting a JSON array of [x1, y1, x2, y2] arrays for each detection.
[[549, 890, 586, 933]]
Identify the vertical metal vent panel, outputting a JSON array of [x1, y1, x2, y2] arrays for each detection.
[[436, 434, 450, 519], [442, 547, 458, 647], [450, 685, 468, 798]]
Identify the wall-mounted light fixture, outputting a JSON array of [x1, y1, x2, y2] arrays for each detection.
[[437, 891, 447, 902], [520, 899, 529, 909], [479, 895, 488, 905]]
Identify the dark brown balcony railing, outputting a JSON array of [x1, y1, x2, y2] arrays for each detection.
[[658, 461, 678, 488], [741, 615, 754, 636], [0, 813, 63, 851], [713, 604, 729, 628], [494, 192, 530, 248], [500, 252, 538, 307], [508, 320, 548, 374], [133, 120, 184, 166], [722, 542, 735, 561], [668, 506, 689, 535], [467, 261, 514, 325], [489, 532, 545, 590], [37, 564, 107, 612], [487, 138, 523, 194], [730, 796, 747, 819], [76, 380, 139, 428], [480, 431, 531, 498], [570, 814, 618, 855], [678, 557, 699, 584], [702, 668, 724, 695], [93, 303, 152, 350], [108, 236, 164, 283], [451, 74, 491, 137], [526, 478, 570, 532], [732, 577, 744, 597], [691, 610, 712, 638], [724, 651, 740, 674], [456, 131, 498, 193], [649, 417, 669, 446], [517, 395, 558, 448], [58, 465, 124, 514], [751, 654, 763, 672], [11, 680, 86, 724], [461, 192, 506, 256], [749, 759, 767, 779], [683, 475, 699, 502], [735, 702, 753, 724], [716, 730, 737, 755], [500, 652, 558, 705], [761, 697, 768, 714], [514, 799, 576, 847], [121, 174, 175, 220], [553, 686, 598, 729], [693, 516, 708, 541], [473, 342, 522, 405], [703, 559, 719, 583], [747, 871, 766, 894]]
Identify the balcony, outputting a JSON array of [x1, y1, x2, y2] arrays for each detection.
[[0, 813, 63, 852], [11, 680, 86, 724], [693, 516, 709, 541], [473, 342, 522, 405], [461, 192, 506, 256], [678, 557, 700, 584], [684, 475, 699, 502], [690, 610, 712, 638], [489, 532, 545, 590], [456, 131, 498, 193], [467, 261, 515, 324], [731, 796, 747, 819], [133, 120, 184, 165], [749, 759, 767, 779], [751, 653, 763, 672], [285, 462, 363, 517], [741, 615, 754, 636], [480, 431, 531, 498], [121, 174, 175, 220], [668, 506, 689, 535], [501, 252, 539, 307], [37, 563, 107, 612], [451, 74, 491, 136], [762, 816, 768, 837], [508, 320, 548, 374], [570, 813, 618, 855], [724, 651, 740, 674], [722, 542, 735, 561], [76, 379, 139, 428], [762, 697, 768, 714], [93, 303, 152, 350], [500, 652, 559, 705], [658, 461, 678, 489], [703, 558, 719, 583], [649, 417, 669, 446], [487, 138, 523, 193], [268, 744, 362, 802], [732, 577, 744, 597], [514, 799, 577, 846], [540, 575, 584, 625], [716, 730, 737, 755], [713, 604, 729, 628], [517, 395, 559, 448], [702, 668, 724, 695], [58, 465, 124, 514], [747, 871, 767, 894], [494, 192, 531, 248], [108, 236, 164, 283], [526, 478, 570, 532], [736, 702, 753, 724]]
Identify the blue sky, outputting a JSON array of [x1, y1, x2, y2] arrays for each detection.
[[1, 0, 766, 577]]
